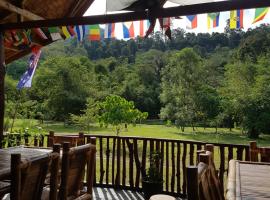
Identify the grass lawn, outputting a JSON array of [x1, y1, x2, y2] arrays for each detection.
[[10, 119, 270, 146]]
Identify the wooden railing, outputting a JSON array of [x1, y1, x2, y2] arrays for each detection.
[[2, 133, 264, 197], [83, 135, 250, 197]]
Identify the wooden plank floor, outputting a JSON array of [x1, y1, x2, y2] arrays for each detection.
[[93, 187, 145, 200]]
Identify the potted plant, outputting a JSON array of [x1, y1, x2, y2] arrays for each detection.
[[142, 151, 163, 200]]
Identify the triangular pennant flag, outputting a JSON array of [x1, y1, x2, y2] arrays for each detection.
[[253, 8, 269, 24], [34, 28, 48, 40], [48, 27, 62, 41]]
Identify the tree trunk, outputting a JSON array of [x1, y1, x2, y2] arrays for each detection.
[[0, 32, 5, 148]]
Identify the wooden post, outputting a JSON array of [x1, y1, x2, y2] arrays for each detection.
[[186, 166, 198, 200], [78, 132, 84, 145], [196, 150, 205, 164], [0, 32, 5, 148], [205, 144, 214, 154], [50, 144, 60, 200], [59, 142, 70, 200], [260, 147, 270, 163], [199, 154, 210, 165], [47, 131, 55, 147], [249, 141, 258, 162], [11, 154, 21, 200]]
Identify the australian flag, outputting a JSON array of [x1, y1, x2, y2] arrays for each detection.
[[17, 47, 41, 90]]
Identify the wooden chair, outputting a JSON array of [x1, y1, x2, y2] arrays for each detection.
[[249, 141, 270, 162], [187, 150, 224, 200], [4, 144, 60, 200], [47, 131, 85, 147], [59, 141, 96, 200]]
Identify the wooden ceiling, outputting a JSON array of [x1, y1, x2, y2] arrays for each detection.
[[0, 0, 94, 64]]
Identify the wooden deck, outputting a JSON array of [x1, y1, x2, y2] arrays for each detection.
[[93, 187, 145, 200]]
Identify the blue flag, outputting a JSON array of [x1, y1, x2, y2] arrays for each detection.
[[17, 47, 41, 90]]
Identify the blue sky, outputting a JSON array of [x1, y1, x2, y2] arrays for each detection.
[[84, 0, 270, 38]]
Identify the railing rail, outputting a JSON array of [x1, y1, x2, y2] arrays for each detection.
[[2, 133, 252, 197]]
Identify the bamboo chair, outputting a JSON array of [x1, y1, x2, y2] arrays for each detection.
[[187, 151, 224, 200], [47, 132, 85, 148], [59, 142, 96, 200], [3, 144, 60, 200]]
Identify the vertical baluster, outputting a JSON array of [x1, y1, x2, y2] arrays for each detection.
[[122, 138, 126, 186], [182, 142, 187, 195], [141, 139, 147, 178], [134, 139, 141, 189], [237, 146, 243, 160], [112, 137, 116, 185], [106, 138, 110, 185], [165, 141, 169, 192], [190, 143, 194, 165], [171, 141, 175, 193], [99, 137, 104, 184], [115, 137, 121, 187], [176, 142, 181, 194], [219, 145, 225, 194]]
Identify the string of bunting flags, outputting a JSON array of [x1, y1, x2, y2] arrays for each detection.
[[8, 7, 270, 91], [4, 7, 270, 51]]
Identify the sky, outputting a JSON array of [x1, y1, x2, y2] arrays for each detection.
[[84, 0, 270, 39]]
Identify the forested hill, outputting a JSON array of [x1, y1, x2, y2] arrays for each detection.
[[5, 24, 270, 138]]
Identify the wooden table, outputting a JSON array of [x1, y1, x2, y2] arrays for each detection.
[[0, 146, 52, 180], [227, 160, 270, 200]]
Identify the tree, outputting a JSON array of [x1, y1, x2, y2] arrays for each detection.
[[98, 95, 148, 135], [160, 48, 206, 131]]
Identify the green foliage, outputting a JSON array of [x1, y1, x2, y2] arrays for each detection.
[[70, 98, 99, 133], [144, 151, 163, 182], [98, 95, 148, 135]]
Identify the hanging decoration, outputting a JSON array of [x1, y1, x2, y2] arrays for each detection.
[[88, 25, 101, 41], [48, 27, 62, 41], [34, 28, 48, 40], [230, 10, 244, 29], [123, 22, 135, 39], [253, 7, 269, 24], [104, 23, 115, 39], [75, 25, 86, 42], [159, 17, 172, 39], [207, 13, 220, 29], [17, 46, 42, 90], [186, 15, 198, 29]]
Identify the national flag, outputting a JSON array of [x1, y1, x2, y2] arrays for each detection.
[[48, 27, 62, 41], [104, 23, 115, 39], [123, 22, 135, 39], [88, 25, 101, 41], [186, 15, 197, 29], [253, 8, 269, 24], [139, 20, 144, 37], [34, 28, 48, 40], [75, 25, 86, 42], [17, 46, 41, 90], [207, 13, 220, 29], [230, 10, 244, 29]]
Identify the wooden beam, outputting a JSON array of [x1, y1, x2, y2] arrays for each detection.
[[0, 32, 5, 147], [0, 0, 270, 30], [0, 0, 44, 21]]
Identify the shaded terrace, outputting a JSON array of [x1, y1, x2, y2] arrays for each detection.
[[0, 0, 270, 200]]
